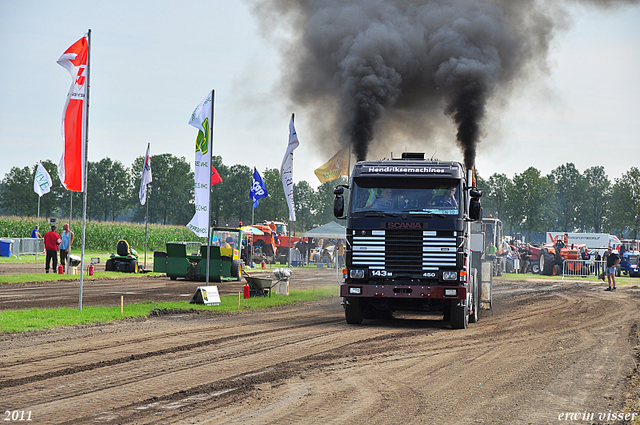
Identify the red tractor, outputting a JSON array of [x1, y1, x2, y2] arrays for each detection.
[[538, 234, 586, 276], [252, 221, 301, 264]]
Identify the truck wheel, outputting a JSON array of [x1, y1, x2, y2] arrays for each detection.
[[469, 269, 479, 324], [344, 298, 363, 324], [531, 263, 540, 274], [450, 302, 468, 329]]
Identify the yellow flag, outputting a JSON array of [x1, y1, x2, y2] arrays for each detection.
[[314, 145, 350, 183]]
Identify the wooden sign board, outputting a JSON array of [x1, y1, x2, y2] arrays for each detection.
[[190, 286, 221, 305]]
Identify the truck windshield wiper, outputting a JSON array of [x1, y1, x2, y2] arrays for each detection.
[[404, 210, 447, 218], [361, 210, 399, 217]]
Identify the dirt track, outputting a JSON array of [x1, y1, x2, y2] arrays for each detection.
[[1, 268, 640, 424]]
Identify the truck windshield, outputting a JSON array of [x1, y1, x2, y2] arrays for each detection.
[[351, 178, 461, 216]]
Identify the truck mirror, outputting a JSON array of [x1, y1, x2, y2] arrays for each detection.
[[470, 188, 482, 198], [334, 195, 344, 218], [469, 198, 482, 221]]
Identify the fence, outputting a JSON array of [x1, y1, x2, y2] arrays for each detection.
[[562, 260, 606, 279], [0, 238, 45, 257]]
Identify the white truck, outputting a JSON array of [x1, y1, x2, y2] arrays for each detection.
[[545, 232, 621, 255]]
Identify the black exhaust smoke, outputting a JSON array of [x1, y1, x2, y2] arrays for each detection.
[[253, 0, 639, 167]]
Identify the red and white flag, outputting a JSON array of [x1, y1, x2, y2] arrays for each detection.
[[57, 35, 89, 192]]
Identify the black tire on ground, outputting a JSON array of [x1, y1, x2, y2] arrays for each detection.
[[616, 265, 621, 277], [170, 276, 177, 281], [344, 297, 364, 324], [553, 264, 562, 276], [540, 250, 555, 276], [469, 269, 479, 324], [105, 259, 113, 272], [231, 259, 241, 280], [128, 260, 138, 273], [450, 301, 468, 329]]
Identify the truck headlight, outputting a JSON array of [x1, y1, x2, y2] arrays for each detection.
[[444, 288, 457, 297], [442, 271, 457, 281], [349, 286, 362, 295], [350, 269, 365, 279]]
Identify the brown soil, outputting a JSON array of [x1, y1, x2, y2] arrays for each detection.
[[1, 267, 640, 424]]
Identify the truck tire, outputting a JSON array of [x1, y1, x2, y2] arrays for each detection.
[[469, 269, 479, 324], [344, 298, 363, 324], [450, 302, 468, 329], [531, 263, 540, 274], [540, 250, 555, 276]]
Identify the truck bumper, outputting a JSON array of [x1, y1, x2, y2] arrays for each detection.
[[340, 283, 467, 300]]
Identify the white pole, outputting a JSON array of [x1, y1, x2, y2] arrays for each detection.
[[205, 89, 215, 285], [78, 29, 91, 312], [66, 192, 72, 274], [36, 196, 40, 262], [144, 190, 149, 269]]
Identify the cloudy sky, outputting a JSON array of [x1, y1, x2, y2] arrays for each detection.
[[1, 0, 639, 191]]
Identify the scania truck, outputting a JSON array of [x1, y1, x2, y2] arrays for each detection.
[[333, 152, 484, 329]]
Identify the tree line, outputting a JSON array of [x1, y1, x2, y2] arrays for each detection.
[[478, 164, 640, 242], [0, 155, 344, 234], [4, 157, 639, 241]]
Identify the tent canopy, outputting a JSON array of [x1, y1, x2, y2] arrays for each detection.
[[302, 221, 346, 239]]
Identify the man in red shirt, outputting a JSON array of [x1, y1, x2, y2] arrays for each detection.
[[44, 225, 61, 273]]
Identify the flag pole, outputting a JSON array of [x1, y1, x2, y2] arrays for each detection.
[[288, 113, 294, 268], [205, 89, 215, 285], [78, 29, 91, 312], [66, 192, 72, 274], [144, 189, 149, 269], [36, 195, 40, 262]]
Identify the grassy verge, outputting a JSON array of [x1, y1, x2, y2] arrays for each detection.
[[0, 286, 339, 333], [495, 272, 640, 286], [0, 271, 166, 284]]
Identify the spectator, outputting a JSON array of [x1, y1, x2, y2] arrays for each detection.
[[59, 223, 74, 269], [595, 250, 602, 277], [519, 244, 532, 273], [604, 247, 620, 291], [31, 225, 41, 238], [44, 225, 61, 273]]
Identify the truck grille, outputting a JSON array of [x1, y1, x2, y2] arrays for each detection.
[[350, 229, 458, 273]]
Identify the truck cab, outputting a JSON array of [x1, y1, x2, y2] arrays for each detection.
[[334, 152, 483, 329]]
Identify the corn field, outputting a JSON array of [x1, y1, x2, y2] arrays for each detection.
[[0, 216, 200, 252]]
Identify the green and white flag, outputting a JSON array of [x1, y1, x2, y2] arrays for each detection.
[[33, 162, 53, 197], [186, 91, 213, 237]]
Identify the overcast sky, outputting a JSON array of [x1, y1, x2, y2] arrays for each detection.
[[1, 0, 639, 191]]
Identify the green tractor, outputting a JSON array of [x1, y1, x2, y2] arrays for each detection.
[[105, 239, 140, 273], [153, 228, 242, 281]]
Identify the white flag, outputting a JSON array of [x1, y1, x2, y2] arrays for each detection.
[[33, 162, 53, 197], [139, 143, 152, 205], [280, 115, 299, 221], [186, 91, 213, 237]]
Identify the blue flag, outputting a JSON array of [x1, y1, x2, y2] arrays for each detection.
[[250, 167, 268, 208]]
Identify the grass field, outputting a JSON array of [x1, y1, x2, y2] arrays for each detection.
[[0, 286, 339, 333]]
